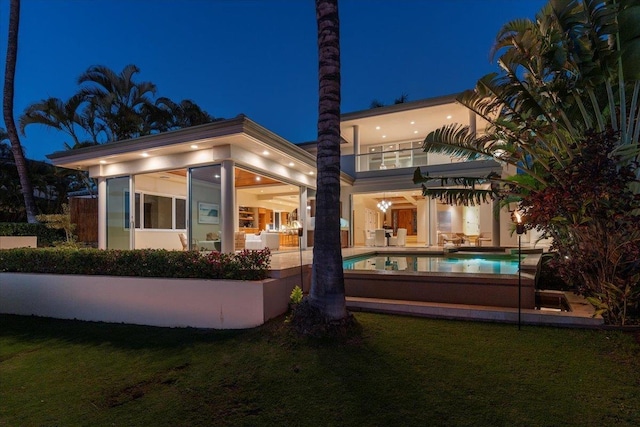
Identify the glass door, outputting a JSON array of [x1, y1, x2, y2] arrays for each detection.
[[106, 176, 131, 249]]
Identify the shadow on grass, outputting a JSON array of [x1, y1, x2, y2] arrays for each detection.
[[0, 314, 244, 350]]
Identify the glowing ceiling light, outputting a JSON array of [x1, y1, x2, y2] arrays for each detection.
[[410, 121, 415, 125], [446, 115, 452, 119], [141, 152, 149, 157], [376, 194, 392, 213], [375, 126, 381, 130], [190, 144, 198, 149], [289, 162, 295, 167], [263, 150, 269, 155], [99, 160, 107, 164]]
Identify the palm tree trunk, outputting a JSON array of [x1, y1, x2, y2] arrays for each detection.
[[309, 0, 347, 320], [3, 0, 38, 223]]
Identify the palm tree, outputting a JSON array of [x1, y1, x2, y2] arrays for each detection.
[[19, 94, 86, 147], [308, 0, 347, 321], [78, 64, 157, 141], [2, 0, 38, 223]]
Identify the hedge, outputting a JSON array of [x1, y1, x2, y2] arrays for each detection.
[[0, 248, 271, 281], [0, 223, 65, 247]]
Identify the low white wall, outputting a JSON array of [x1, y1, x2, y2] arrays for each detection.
[[0, 273, 291, 329], [0, 236, 37, 249]]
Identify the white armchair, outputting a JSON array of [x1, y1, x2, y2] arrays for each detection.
[[245, 232, 280, 251]]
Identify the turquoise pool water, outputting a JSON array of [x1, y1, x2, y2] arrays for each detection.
[[343, 254, 520, 275]]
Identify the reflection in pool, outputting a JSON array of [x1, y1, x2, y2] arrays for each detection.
[[343, 254, 520, 275]]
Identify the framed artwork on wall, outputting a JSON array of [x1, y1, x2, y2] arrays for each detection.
[[198, 202, 219, 224]]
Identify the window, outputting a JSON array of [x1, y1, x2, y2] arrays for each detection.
[[125, 191, 186, 230]]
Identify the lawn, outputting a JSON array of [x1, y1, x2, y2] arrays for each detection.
[[1, 313, 638, 426]]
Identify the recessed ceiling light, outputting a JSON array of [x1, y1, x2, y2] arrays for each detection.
[[190, 144, 198, 149], [289, 162, 295, 167], [375, 126, 381, 130], [256, 176, 261, 181], [371, 148, 375, 152], [141, 152, 149, 157], [414, 130, 418, 134], [382, 135, 387, 138], [214, 174, 220, 178], [263, 150, 269, 155], [99, 160, 107, 164], [410, 121, 415, 125], [446, 115, 452, 119], [308, 171, 314, 175]]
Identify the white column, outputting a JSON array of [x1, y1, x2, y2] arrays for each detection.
[[221, 160, 235, 253], [299, 186, 308, 250], [416, 198, 427, 245], [353, 125, 360, 172], [428, 198, 438, 246], [98, 177, 107, 250], [129, 175, 136, 250]]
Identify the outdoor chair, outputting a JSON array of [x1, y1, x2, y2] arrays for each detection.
[[440, 233, 461, 246], [178, 233, 188, 250], [477, 232, 492, 246]]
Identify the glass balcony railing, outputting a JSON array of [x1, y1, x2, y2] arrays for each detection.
[[356, 146, 472, 172]]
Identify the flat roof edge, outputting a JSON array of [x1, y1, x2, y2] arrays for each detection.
[[341, 93, 462, 122]]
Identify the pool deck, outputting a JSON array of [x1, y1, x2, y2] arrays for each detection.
[[270, 246, 603, 328]]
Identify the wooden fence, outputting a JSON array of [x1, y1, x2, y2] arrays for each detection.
[[70, 197, 98, 246]]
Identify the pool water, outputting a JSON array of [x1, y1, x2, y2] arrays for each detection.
[[343, 254, 520, 275]]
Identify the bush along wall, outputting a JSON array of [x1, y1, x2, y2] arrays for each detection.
[[0, 223, 66, 247], [0, 248, 271, 281]]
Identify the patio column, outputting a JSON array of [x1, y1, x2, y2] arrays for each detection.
[[98, 177, 107, 250], [299, 186, 308, 250], [353, 125, 360, 172], [221, 160, 235, 253]]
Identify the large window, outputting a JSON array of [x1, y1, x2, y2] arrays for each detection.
[[125, 191, 186, 230]]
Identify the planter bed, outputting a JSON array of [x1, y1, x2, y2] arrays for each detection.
[[0, 272, 299, 329]]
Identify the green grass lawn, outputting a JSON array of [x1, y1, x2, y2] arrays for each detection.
[[1, 313, 638, 426]]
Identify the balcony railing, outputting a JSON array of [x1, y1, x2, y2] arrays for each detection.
[[356, 146, 471, 172]]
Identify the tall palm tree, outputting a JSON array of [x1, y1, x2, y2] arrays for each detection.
[[308, 0, 347, 320], [2, 0, 38, 223], [78, 64, 157, 141]]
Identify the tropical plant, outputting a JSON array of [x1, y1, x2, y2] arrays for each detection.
[[2, 0, 38, 223], [36, 203, 77, 245], [20, 65, 217, 149], [306, 0, 348, 322], [413, 0, 640, 324]]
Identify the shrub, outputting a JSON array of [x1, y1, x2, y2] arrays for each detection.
[[0, 248, 271, 280], [0, 222, 65, 247]]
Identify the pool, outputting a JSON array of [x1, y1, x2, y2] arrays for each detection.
[[343, 254, 520, 275], [342, 251, 540, 309]]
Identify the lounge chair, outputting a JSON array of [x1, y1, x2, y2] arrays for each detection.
[[477, 232, 492, 246], [440, 233, 461, 246]]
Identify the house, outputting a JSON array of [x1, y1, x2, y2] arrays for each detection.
[[47, 95, 531, 252]]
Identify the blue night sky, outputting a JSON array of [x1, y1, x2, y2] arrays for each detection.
[[1, 0, 547, 161]]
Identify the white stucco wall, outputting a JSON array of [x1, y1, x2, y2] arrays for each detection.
[[0, 273, 276, 329]]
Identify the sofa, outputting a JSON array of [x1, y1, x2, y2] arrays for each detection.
[[245, 232, 280, 251]]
